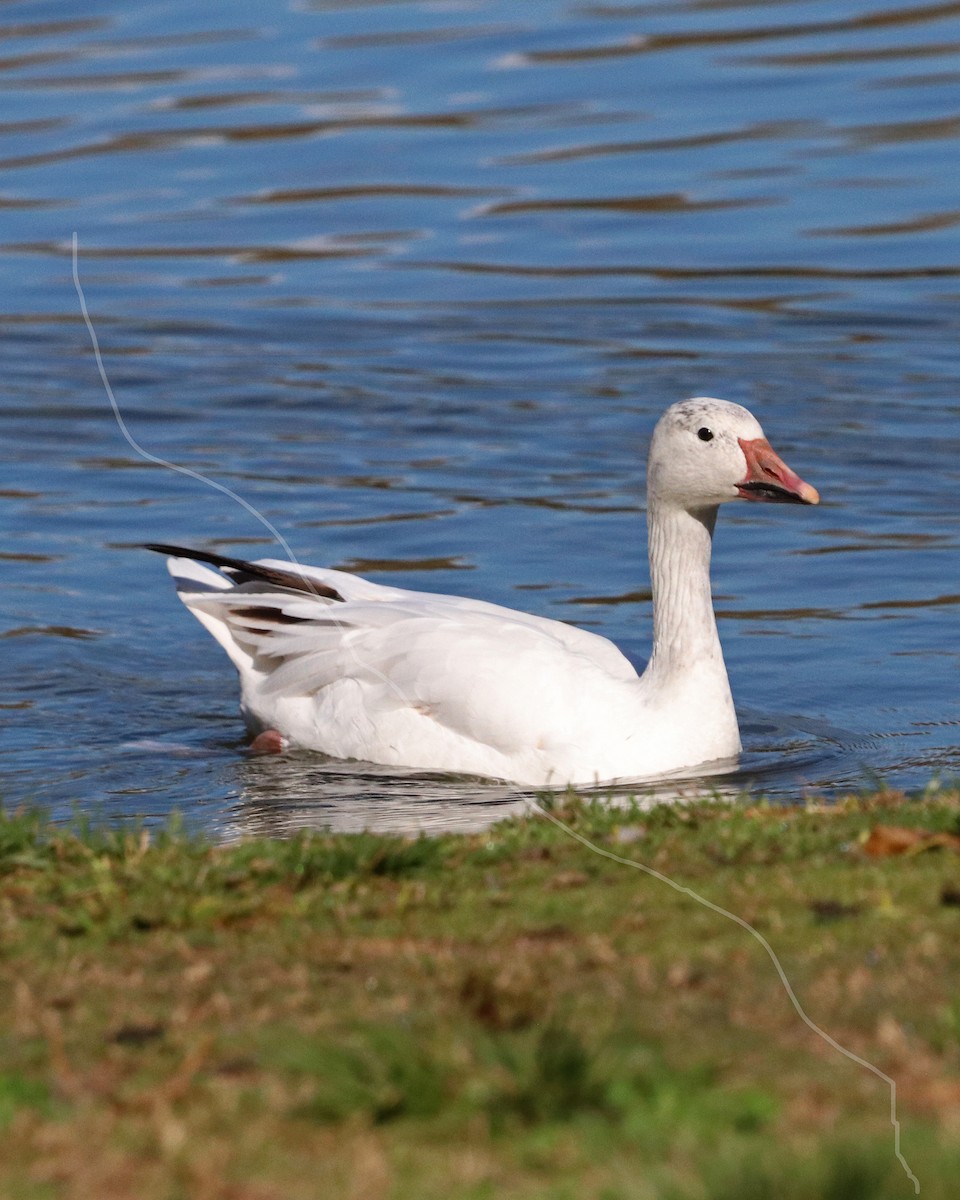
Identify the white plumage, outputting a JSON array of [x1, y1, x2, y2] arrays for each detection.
[[149, 398, 818, 786]]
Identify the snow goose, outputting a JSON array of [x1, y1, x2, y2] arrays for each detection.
[[146, 398, 818, 786]]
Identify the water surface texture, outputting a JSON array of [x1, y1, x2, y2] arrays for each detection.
[[1, 0, 958, 836]]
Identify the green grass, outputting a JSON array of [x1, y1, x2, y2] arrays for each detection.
[[1, 789, 960, 1198]]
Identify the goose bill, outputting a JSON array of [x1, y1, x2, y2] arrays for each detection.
[[736, 437, 819, 505]]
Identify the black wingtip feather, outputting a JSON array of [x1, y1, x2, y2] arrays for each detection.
[[142, 543, 344, 601]]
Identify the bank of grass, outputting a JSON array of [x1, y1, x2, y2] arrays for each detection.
[[2, 789, 960, 1199]]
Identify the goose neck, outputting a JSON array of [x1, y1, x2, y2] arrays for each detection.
[[647, 501, 723, 674]]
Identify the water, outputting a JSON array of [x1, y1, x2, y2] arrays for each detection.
[[1, 0, 958, 837]]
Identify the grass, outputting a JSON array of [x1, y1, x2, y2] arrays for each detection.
[[1, 788, 960, 1198]]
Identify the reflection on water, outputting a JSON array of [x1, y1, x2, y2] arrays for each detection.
[[217, 713, 902, 840], [230, 757, 529, 838], [0, 0, 958, 836]]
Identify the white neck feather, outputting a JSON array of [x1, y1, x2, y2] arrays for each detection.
[[644, 499, 729, 691]]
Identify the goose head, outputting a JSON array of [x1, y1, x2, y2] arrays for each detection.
[[647, 397, 819, 511]]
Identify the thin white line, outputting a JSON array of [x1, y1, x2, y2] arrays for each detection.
[[72, 231, 412, 708], [72, 230, 920, 1193], [530, 798, 920, 1194], [71, 232, 299, 563]]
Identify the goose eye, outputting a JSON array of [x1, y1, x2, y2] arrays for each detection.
[[697, 427, 714, 442]]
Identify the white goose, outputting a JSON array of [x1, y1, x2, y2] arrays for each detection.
[[147, 398, 818, 786]]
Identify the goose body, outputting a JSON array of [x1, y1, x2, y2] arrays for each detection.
[[148, 398, 818, 786]]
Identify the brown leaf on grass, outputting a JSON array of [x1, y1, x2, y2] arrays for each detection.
[[917, 832, 960, 851], [862, 826, 923, 857], [862, 824, 960, 858]]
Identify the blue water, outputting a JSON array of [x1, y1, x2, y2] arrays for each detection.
[[1, 0, 958, 835]]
